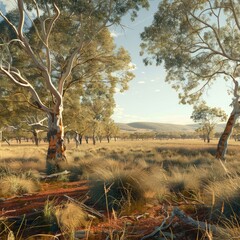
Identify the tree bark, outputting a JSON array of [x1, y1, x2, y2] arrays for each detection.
[[32, 130, 39, 146], [3, 137, 10, 145], [93, 134, 96, 145], [216, 113, 237, 160], [79, 135, 82, 145], [75, 132, 80, 148], [46, 112, 67, 174]]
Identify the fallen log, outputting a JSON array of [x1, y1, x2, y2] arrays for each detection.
[[141, 207, 231, 240], [173, 207, 224, 235], [40, 170, 70, 179]]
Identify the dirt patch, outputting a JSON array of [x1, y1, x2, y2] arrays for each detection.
[[0, 181, 88, 217], [0, 181, 212, 239]]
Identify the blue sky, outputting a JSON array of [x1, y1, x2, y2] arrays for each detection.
[[111, 0, 233, 124]]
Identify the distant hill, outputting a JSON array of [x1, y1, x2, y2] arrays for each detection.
[[117, 122, 226, 133]]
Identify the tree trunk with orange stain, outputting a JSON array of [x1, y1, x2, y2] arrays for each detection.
[[216, 113, 237, 160], [46, 113, 67, 174]]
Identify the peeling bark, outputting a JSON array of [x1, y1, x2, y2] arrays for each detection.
[[46, 112, 67, 174], [216, 113, 238, 160]]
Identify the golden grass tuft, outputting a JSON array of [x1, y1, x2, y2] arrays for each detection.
[[89, 167, 149, 212], [2, 139, 240, 238], [204, 176, 240, 221], [0, 176, 40, 197], [54, 202, 88, 232]]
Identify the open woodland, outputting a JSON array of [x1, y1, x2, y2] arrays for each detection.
[[1, 139, 240, 239], [2, 0, 240, 239]]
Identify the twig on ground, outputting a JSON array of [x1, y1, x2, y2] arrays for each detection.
[[64, 195, 104, 219], [140, 210, 175, 240], [141, 207, 230, 240], [40, 170, 70, 179]]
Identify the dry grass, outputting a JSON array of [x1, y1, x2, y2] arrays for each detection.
[[54, 202, 89, 232], [0, 176, 40, 197], [0, 167, 40, 197], [2, 139, 240, 238], [0, 145, 46, 172], [89, 166, 148, 212]]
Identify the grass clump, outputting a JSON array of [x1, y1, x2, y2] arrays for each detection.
[[0, 176, 39, 197], [0, 168, 40, 198], [89, 168, 148, 213], [204, 176, 240, 221], [43, 199, 89, 237], [55, 202, 89, 232]]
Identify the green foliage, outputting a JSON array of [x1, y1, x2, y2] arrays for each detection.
[[0, 1, 149, 147], [191, 102, 227, 142], [141, 0, 240, 104]]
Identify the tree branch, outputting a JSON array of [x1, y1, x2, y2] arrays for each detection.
[[0, 66, 51, 113]]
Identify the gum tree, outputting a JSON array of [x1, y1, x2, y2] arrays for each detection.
[[141, 0, 240, 159], [191, 102, 227, 143], [0, 0, 149, 172]]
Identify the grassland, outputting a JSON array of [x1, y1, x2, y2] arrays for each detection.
[[1, 139, 240, 239]]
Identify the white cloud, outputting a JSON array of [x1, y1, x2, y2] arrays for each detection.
[[141, 71, 145, 74], [155, 89, 160, 92], [137, 81, 145, 84], [150, 79, 155, 82]]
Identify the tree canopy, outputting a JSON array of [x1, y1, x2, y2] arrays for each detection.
[[191, 102, 227, 142], [141, 0, 240, 104], [0, 0, 149, 170], [140, 0, 240, 158]]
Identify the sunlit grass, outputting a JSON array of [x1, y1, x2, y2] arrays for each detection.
[[1, 139, 240, 238]]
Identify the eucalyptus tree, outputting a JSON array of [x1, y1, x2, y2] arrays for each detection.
[[104, 119, 119, 143], [62, 29, 132, 146], [191, 102, 227, 143], [0, 93, 47, 145], [141, 0, 240, 159], [0, 0, 149, 171]]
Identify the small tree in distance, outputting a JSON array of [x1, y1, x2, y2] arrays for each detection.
[[191, 102, 227, 143]]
